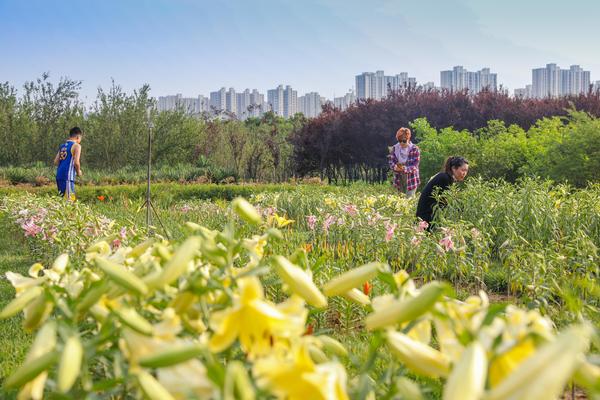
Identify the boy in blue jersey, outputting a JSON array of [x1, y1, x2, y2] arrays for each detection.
[[54, 127, 83, 201]]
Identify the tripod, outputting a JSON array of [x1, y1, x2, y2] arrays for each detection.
[[138, 115, 169, 239]]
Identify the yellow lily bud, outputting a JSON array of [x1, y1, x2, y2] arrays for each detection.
[[0, 286, 44, 319], [343, 288, 371, 305], [171, 291, 198, 314], [185, 221, 202, 231], [95, 258, 148, 296], [129, 239, 155, 258], [308, 344, 329, 363], [155, 244, 172, 261], [323, 262, 385, 296], [232, 197, 262, 225], [138, 344, 205, 368], [365, 282, 446, 330], [22, 295, 53, 332], [112, 307, 154, 336], [317, 335, 348, 357], [156, 236, 201, 287], [485, 324, 593, 400], [87, 240, 110, 254], [57, 336, 83, 393], [136, 370, 176, 400], [272, 256, 327, 308], [443, 342, 487, 400], [573, 360, 600, 391], [224, 361, 256, 400], [75, 281, 109, 315], [386, 330, 450, 378], [4, 351, 59, 389], [52, 253, 69, 274], [396, 377, 424, 400]]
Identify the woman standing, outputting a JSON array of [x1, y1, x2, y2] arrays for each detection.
[[388, 127, 420, 198], [416, 156, 469, 226]]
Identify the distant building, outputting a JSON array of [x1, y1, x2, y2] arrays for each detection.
[[225, 88, 237, 115], [440, 66, 497, 94], [298, 92, 323, 118], [333, 90, 356, 110], [514, 85, 533, 98], [531, 64, 591, 98], [157, 94, 209, 115], [421, 82, 436, 91], [355, 70, 417, 100], [209, 87, 227, 114], [268, 85, 297, 118]]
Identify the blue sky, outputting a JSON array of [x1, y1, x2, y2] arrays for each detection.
[[1, 0, 599, 102]]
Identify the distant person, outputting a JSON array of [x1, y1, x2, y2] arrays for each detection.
[[54, 127, 83, 201], [388, 127, 420, 198], [416, 156, 469, 227]]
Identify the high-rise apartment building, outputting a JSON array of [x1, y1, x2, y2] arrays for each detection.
[[514, 85, 533, 98], [334, 90, 356, 111], [209, 87, 227, 113], [225, 88, 237, 115], [249, 89, 265, 117], [157, 94, 209, 115], [530, 64, 591, 98], [267, 85, 284, 116], [440, 66, 497, 94], [298, 92, 323, 118], [355, 70, 417, 100], [234, 89, 266, 119], [268, 85, 297, 117]]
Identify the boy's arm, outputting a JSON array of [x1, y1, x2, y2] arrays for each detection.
[[73, 144, 82, 176], [53, 151, 60, 166]]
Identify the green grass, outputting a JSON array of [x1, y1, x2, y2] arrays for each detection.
[[0, 216, 32, 397]]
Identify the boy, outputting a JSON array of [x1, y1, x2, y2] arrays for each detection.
[[54, 126, 83, 201]]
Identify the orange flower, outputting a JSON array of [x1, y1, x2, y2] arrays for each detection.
[[304, 243, 313, 253], [362, 281, 372, 296], [304, 323, 314, 336], [97, 195, 106, 201]]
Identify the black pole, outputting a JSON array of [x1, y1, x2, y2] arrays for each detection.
[[146, 116, 153, 230]]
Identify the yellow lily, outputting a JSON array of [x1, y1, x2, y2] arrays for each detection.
[[269, 213, 295, 228], [253, 341, 349, 400], [209, 276, 306, 357], [13, 322, 57, 400]]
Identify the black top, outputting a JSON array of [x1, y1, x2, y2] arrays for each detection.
[[415, 172, 454, 223]]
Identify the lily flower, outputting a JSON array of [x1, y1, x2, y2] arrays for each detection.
[[209, 276, 306, 357], [253, 341, 350, 400]]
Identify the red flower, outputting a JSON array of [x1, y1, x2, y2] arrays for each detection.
[[363, 281, 372, 296], [304, 324, 314, 336], [97, 195, 106, 201]]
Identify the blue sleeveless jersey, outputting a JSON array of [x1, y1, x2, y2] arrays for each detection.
[[56, 141, 76, 181]]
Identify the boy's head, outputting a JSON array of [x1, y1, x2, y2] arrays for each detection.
[[69, 127, 82, 143]]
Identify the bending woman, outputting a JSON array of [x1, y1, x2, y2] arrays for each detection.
[[416, 156, 469, 226]]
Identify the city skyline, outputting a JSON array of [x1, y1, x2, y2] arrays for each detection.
[[1, 0, 599, 103], [156, 62, 598, 119]]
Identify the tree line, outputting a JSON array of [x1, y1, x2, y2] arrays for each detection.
[[1, 74, 599, 186]]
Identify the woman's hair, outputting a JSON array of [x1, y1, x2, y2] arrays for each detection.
[[395, 127, 411, 142], [443, 156, 469, 174]]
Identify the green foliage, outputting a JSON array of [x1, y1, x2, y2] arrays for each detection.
[[413, 111, 600, 187]]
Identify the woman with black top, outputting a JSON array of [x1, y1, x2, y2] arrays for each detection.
[[416, 156, 469, 226]]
